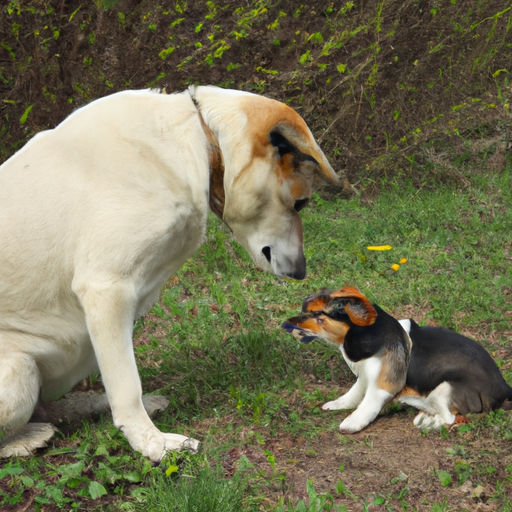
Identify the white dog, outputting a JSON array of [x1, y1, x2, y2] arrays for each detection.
[[0, 86, 339, 461]]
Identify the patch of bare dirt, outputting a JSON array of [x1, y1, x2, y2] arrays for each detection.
[[212, 389, 512, 510]]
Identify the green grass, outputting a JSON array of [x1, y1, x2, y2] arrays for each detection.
[[1, 164, 512, 511], [142, 462, 256, 512]]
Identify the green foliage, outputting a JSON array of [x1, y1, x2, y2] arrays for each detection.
[[1, 2, 512, 510], [273, 479, 348, 511], [2, 0, 512, 178], [18, 105, 32, 124], [158, 47, 175, 60], [0, 423, 155, 509], [437, 471, 452, 487], [95, 0, 119, 11]]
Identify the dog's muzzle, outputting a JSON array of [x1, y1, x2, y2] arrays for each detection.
[[262, 246, 306, 280], [281, 321, 317, 343]]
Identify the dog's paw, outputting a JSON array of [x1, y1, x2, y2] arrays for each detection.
[[163, 433, 200, 454], [139, 432, 200, 462], [338, 414, 368, 433], [125, 426, 200, 462], [413, 412, 444, 430], [0, 423, 57, 458], [322, 398, 355, 411]]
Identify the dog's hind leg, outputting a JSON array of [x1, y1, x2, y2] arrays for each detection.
[[398, 382, 456, 430], [0, 353, 41, 434], [0, 353, 56, 457], [76, 281, 199, 462]]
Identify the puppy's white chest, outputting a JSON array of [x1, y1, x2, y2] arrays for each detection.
[[340, 346, 363, 377]]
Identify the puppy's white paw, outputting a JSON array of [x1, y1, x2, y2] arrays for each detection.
[[413, 412, 444, 430], [340, 415, 369, 434], [338, 414, 367, 433], [413, 411, 427, 428], [322, 397, 355, 411]]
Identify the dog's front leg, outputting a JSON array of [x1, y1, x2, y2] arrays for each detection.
[[322, 377, 366, 411], [339, 386, 393, 433], [76, 281, 199, 461]]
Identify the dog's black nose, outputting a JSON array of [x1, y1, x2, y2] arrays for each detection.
[[281, 321, 296, 333], [286, 268, 306, 280]]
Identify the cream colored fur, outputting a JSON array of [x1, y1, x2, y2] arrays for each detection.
[[0, 86, 337, 461]]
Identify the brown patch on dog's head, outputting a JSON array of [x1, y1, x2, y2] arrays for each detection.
[[242, 101, 340, 188], [301, 293, 331, 312], [328, 287, 378, 327], [190, 86, 339, 280], [283, 286, 379, 347], [301, 287, 377, 327]]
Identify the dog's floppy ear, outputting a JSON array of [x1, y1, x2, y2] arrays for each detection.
[[329, 287, 378, 327], [301, 292, 331, 313], [269, 123, 340, 187]]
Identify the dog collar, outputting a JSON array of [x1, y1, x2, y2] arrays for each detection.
[[188, 90, 226, 220]]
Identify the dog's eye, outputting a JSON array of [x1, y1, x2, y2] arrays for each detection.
[[294, 198, 310, 212]]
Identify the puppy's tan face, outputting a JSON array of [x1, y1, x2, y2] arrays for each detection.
[[219, 95, 339, 280], [283, 313, 350, 345], [282, 287, 377, 344]]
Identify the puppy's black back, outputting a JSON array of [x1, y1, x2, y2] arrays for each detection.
[[406, 320, 512, 414]]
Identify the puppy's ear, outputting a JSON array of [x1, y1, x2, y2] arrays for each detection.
[[302, 295, 330, 313], [329, 287, 377, 327]]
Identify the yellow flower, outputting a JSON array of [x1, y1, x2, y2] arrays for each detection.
[[399, 258, 408, 264], [367, 245, 393, 251], [391, 264, 400, 272]]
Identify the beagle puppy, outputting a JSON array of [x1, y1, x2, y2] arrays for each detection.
[[282, 286, 512, 432]]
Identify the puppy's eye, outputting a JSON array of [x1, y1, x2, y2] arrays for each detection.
[[294, 198, 309, 212]]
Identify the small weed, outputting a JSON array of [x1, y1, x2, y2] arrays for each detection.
[[273, 479, 348, 511], [429, 498, 450, 512], [437, 471, 452, 487]]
